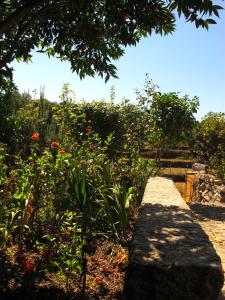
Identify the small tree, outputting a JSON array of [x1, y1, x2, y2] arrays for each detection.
[[136, 77, 199, 158], [150, 92, 199, 148]]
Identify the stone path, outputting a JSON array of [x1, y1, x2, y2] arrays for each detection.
[[190, 202, 225, 299], [125, 177, 224, 300]]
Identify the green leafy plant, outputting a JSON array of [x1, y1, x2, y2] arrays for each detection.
[[192, 112, 225, 179], [0, 80, 159, 295], [136, 76, 199, 161]]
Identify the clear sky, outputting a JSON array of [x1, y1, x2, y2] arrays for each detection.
[[11, 8, 225, 120]]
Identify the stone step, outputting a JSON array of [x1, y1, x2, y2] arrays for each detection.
[[141, 149, 193, 159], [158, 159, 194, 169], [146, 158, 194, 169], [124, 177, 224, 300], [159, 167, 191, 182], [161, 173, 186, 182]]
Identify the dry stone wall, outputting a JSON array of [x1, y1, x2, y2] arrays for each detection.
[[192, 174, 225, 203]]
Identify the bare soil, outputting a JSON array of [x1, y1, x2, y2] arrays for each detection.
[[0, 240, 130, 300]]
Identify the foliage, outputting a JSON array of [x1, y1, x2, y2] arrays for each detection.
[[4, 77, 222, 294], [136, 76, 199, 154], [192, 112, 225, 178], [150, 92, 199, 147], [0, 86, 58, 157], [119, 98, 152, 154], [0, 80, 18, 150], [53, 84, 152, 157], [0, 0, 223, 81], [0, 81, 157, 292]]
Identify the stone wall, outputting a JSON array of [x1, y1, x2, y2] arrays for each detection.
[[192, 174, 225, 203], [124, 177, 224, 300]]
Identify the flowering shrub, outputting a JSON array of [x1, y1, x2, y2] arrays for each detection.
[[0, 121, 154, 293], [0, 83, 157, 294]]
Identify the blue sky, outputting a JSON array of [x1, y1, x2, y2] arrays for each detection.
[[12, 8, 225, 120]]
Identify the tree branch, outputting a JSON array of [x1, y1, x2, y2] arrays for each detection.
[[0, 0, 48, 34], [0, 3, 55, 69], [0, 22, 26, 70]]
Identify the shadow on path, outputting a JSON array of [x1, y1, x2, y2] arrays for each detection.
[[190, 203, 225, 222], [125, 203, 224, 300]]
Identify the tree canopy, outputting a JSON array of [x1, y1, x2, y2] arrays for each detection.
[[136, 76, 199, 148], [0, 0, 223, 82]]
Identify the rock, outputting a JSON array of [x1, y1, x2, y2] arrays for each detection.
[[221, 191, 225, 202], [215, 180, 223, 185], [214, 193, 222, 202], [201, 190, 208, 198], [207, 191, 213, 200], [192, 163, 208, 173], [203, 194, 210, 202], [192, 174, 225, 204]]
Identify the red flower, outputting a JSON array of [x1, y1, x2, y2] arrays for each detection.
[[51, 140, 59, 149], [31, 133, 39, 141], [20, 261, 36, 276], [58, 149, 65, 155], [24, 261, 36, 272], [85, 128, 92, 134]]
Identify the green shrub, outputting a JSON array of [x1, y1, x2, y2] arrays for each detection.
[[192, 112, 225, 178]]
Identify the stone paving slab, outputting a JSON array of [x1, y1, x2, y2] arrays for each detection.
[[190, 203, 225, 299], [124, 177, 224, 300]]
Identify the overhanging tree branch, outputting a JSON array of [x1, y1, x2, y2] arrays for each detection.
[[0, 0, 47, 34], [0, 3, 55, 69], [0, 0, 223, 81]]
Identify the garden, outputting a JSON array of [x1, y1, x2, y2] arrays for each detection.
[[1, 1, 224, 298], [1, 76, 224, 299]]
